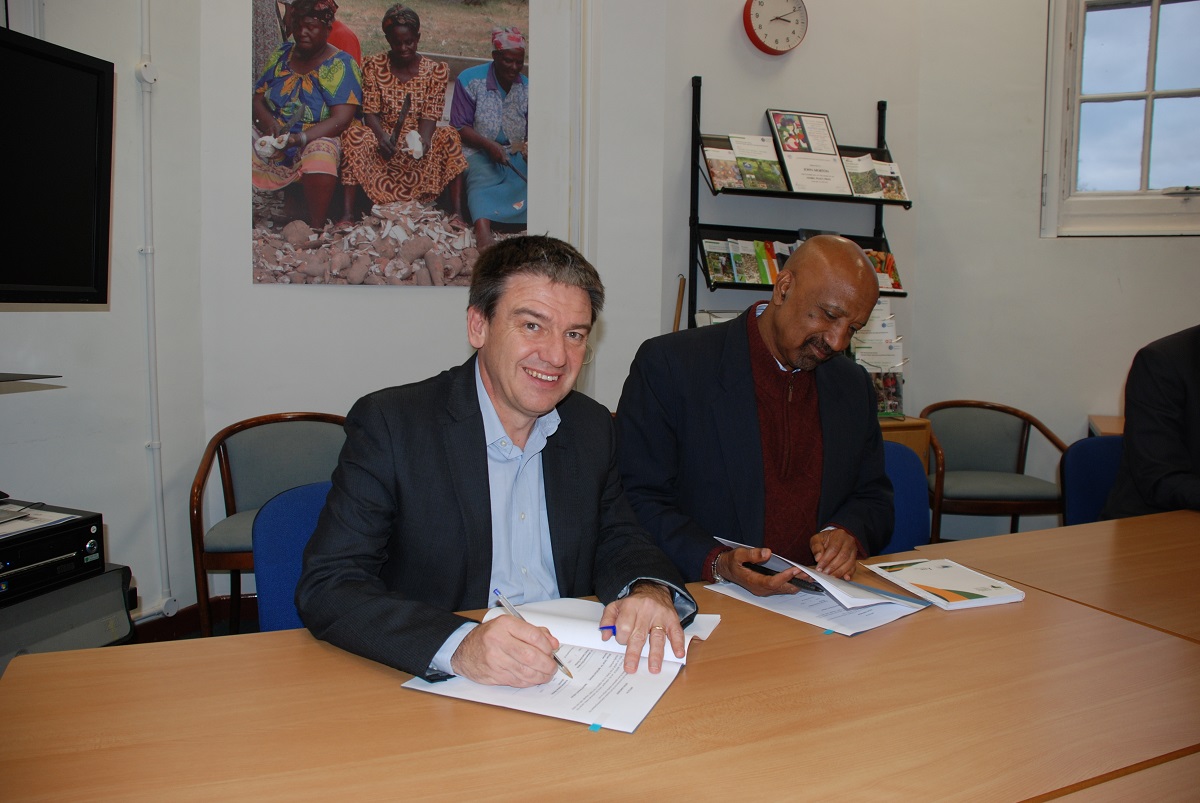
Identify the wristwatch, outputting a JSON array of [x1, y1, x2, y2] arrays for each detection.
[[711, 552, 730, 584]]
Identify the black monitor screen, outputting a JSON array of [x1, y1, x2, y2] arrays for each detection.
[[0, 27, 114, 305]]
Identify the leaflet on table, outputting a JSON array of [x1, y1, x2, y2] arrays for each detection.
[[865, 559, 1025, 609], [401, 598, 722, 733], [714, 536, 924, 610], [0, 505, 79, 540], [704, 582, 923, 636], [765, 109, 852, 195]]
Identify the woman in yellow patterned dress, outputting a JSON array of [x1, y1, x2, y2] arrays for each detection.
[[252, 0, 362, 228], [339, 5, 467, 222]]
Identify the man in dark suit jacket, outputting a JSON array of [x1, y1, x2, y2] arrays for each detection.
[[297, 236, 695, 686], [1103, 324, 1200, 519], [617, 235, 893, 595]]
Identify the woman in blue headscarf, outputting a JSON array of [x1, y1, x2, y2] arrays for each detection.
[[450, 26, 528, 248]]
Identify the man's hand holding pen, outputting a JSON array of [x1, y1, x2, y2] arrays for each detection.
[[450, 615, 560, 688], [717, 546, 809, 596], [598, 581, 685, 675]]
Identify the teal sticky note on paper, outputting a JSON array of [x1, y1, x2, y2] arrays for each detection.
[[588, 723, 602, 732]]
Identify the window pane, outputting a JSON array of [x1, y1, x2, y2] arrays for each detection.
[[1155, 0, 1200, 90], [1077, 99, 1145, 191], [1081, 2, 1150, 94], [1149, 97, 1200, 188]]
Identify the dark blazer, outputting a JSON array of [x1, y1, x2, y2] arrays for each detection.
[[296, 356, 692, 679], [616, 310, 893, 580], [1103, 324, 1200, 519]]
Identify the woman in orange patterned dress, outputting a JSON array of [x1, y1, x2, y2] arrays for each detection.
[[339, 5, 466, 222]]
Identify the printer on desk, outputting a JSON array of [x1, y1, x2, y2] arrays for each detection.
[[0, 501, 105, 607], [0, 502, 134, 675]]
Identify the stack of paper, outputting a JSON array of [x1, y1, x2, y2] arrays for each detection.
[[707, 537, 929, 636], [403, 598, 721, 733]]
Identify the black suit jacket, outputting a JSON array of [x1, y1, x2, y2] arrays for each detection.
[[1103, 324, 1200, 519], [296, 356, 692, 679], [616, 310, 893, 580]]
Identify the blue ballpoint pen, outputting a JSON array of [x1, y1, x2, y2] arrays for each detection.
[[492, 589, 574, 679]]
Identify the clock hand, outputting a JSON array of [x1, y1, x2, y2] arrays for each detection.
[[771, 3, 803, 22]]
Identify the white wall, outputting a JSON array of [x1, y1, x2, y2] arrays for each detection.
[[913, 0, 1196, 536], [2, 0, 1195, 618], [0, 1, 204, 614]]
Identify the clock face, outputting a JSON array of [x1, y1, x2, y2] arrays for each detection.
[[743, 0, 809, 56]]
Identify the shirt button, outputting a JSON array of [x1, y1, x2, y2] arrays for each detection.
[[500, 439, 508, 447], [519, 512, 526, 521]]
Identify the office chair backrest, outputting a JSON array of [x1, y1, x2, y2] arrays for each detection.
[[1061, 435, 1124, 526], [223, 420, 346, 514], [924, 406, 1028, 473], [252, 481, 332, 632], [880, 441, 931, 554]]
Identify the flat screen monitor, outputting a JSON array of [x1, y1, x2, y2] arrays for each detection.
[[0, 26, 114, 305]]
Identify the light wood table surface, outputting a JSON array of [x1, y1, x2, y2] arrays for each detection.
[[2, 573, 1199, 800], [917, 510, 1200, 642], [1086, 415, 1124, 437], [1054, 749, 1200, 801]]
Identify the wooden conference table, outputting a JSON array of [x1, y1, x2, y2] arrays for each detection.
[[917, 510, 1200, 642], [3, 527, 1200, 800]]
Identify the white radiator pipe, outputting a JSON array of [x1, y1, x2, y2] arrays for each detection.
[[136, 0, 177, 619]]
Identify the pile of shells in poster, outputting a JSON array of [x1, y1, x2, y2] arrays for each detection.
[[252, 198, 481, 286]]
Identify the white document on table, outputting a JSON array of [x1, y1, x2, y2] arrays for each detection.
[[704, 582, 923, 636], [402, 597, 721, 733], [714, 536, 924, 610]]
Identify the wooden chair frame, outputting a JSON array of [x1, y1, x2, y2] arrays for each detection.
[[921, 400, 1068, 543], [189, 411, 345, 637]]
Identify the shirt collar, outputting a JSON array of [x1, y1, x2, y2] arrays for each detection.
[[753, 302, 801, 374], [474, 360, 560, 455]]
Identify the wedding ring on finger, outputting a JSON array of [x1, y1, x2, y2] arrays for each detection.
[[651, 625, 666, 634]]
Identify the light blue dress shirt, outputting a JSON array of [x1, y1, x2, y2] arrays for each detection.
[[429, 364, 563, 674]]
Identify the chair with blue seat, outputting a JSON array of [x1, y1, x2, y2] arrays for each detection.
[[252, 480, 332, 632], [1060, 435, 1124, 526], [880, 440, 931, 554], [921, 400, 1068, 543], [189, 412, 345, 637]]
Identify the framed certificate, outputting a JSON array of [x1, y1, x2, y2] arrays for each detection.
[[765, 109, 853, 196]]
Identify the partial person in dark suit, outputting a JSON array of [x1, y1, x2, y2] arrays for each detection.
[[616, 235, 893, 595], [1102, 324, 1200, 519], [297, 235, 695, 687]]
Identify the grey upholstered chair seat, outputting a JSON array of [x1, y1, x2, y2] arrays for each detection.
[[932, 471, 1061, 501], [203, 510, 258, 552], [920, 400, 1068, 542], [190, 412, 346, 637]]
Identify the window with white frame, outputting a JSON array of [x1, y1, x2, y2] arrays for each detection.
[[1042, 0, 1200, 236]]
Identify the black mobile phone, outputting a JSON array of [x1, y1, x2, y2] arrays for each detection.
[[741, 561, 824, 594]]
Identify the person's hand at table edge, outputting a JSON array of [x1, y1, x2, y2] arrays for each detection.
[[598, 581, 684, 675]]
